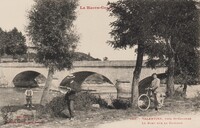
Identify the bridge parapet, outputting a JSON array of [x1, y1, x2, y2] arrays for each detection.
[[73, 61, 138, 67], [0, 62, 44, 68], [0, 60, 164, 68]]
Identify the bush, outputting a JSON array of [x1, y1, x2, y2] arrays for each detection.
[[112, 99, 131, 109], [43, 95, 67, 117], [43, 92, 108, 117], [1, 105, 39, 124], [75, 92, 108, 110], [95, 95, 108, 108], [1, 106, 12, 124], [191, 92, 200, 108]]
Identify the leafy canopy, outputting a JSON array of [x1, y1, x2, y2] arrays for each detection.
[[144, 0, 200, 83], [0, 27, 27, 57], [27, 0, 79, 70], [0, 28, 7, 56], [108, 0, 200, 84], [108, 0, 158, 49], [6, 28, 27, 56]]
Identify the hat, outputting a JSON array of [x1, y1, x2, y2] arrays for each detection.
[[67, 74, 75, 78], [152, 73, 157, 76]]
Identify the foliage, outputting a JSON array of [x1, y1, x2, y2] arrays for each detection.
[[103, 57, 108, 61], [145, 0, 200, 86], [27, 0, 79, 105], [0, 28, 7, 56], [43, 95, 66, 117], [191, 92, 200, 108], [108, 0, 157, 49], [43, 92, 108, 117], [108, 0, 159, 106], [112, 99, 131, 109], [145, 0, 200, 64], [27, 0, 79, 71], [1, 106, 12, 124], [1, 105, 40, 124], [108, 0, 200, 98], [73, 52, 101, 61], [174, 48, 200, 85], [6, 28, 27, 57], [0, 27, 27, 58], [75, 92, 108, 110]]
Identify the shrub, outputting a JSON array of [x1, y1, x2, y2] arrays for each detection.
[[74, 92, 95, 111], [191, 92, 200, 108], [95, 95, 108, 108], [43, 92, 108, 117], [1, 105, 38, 124], [112, 99, 131, 109], [38, 95, 67, 117], [1, 106, 12, 124], [75, 92, 108, 110]]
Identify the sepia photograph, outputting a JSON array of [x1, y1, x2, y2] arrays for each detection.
[[0, 0, 200, 128]]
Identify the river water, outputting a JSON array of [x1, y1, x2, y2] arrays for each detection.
[[0, 87, 59, 108], [0, 83, 118, 107]]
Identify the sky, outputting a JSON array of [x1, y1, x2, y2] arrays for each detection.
[[0, 0, 136, 60]]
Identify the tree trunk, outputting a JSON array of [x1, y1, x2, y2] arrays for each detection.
[[182, 83, 187, 98], [131, 43, 144, 107], [165, 37, 175, 97], [13, 55, 15, 62], [40, 66, 54, 106], [166, 55, 175, 97]]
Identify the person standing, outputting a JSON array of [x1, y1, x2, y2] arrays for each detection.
[[61, 74, 80, 120], [25, 86, 33, 108], [150, 73, 161, 111]]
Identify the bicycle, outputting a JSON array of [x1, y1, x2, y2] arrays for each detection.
[[137, 87, 165, 111]]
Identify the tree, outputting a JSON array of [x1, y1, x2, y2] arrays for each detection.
[[103, 57, 108, 61], [0, 28, 27, 61], [27, 0, 79, 106], [145, 0, 200, 97], [173, 38, 199, 96], [6, 28, 27, 60], [0, 28, 7, 60], [108, 0, 158, 107], [108, 0, 200, 102]]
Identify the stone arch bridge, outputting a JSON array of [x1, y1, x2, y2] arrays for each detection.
[[0, 61, 166, 89]]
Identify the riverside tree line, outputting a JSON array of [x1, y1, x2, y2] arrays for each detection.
[[0, 28, 27, 61]]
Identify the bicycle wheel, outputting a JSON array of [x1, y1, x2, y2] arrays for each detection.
[[137, 94, 151, 111]]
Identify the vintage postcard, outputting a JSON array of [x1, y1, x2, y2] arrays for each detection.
[[0, 0, 200, 128]]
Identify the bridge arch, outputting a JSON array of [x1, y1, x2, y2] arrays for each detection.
[[13, 70, 47, 88], [60, 71, 114, 87], [139, 73, 167, 95]]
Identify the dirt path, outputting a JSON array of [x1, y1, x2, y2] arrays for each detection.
[[1, 110, 200, 128], [96, 112, 200, 128]]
